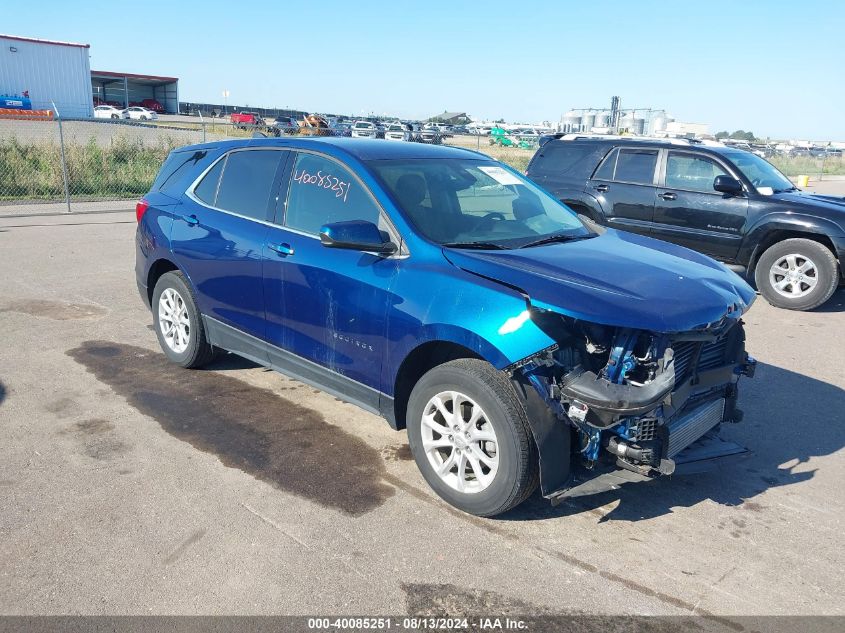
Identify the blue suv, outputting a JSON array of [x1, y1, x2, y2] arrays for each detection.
[[136, 137, 757, 517]]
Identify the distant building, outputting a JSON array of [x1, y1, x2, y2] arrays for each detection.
[[428, 111, 469, 124], [0, 34, 93, 117], [665, 121, 709, 136]]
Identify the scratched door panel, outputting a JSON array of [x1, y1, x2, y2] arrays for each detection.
[[262, 151, 398, 393]]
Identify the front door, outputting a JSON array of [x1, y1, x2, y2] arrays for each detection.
[[587, 146, 659, 236], [262, 150, 401, 410], [171, 148, 285, 341], [651, 150, 748, 260]]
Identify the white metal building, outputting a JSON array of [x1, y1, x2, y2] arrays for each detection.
[[0, 34, 93, 118]]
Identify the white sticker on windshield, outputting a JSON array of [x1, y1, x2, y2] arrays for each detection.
[[757, 186, 774, 196], [478, 165, 523, 186]]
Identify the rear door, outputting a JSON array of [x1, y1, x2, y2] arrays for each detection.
[[171, 147, 285, 342], [651, 150, 748, 260], [587, 147, 659, 236]]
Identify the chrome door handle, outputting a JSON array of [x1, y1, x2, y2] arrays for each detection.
[[268, 243, 294, 256], [593, 184, 609, 193], [658, 192, 677, 201]]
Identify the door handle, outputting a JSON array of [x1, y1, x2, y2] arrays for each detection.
[[182, 214, 199, 226], [268, 243, 294, 257], [593, 184, 609, 193], [658, 192, 677, 201]]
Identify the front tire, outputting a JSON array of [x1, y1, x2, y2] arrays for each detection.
[[407, 359, 538, 517], [152, 271, 216, 368], [754, 238, 839, 310]]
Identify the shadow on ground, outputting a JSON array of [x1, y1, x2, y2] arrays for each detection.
[[0, 380, 6, 407], [812, 288, 845, 313], [501, 360, 845, 522]]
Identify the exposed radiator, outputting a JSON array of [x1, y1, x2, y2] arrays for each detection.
[[666, 398, 725, 457]]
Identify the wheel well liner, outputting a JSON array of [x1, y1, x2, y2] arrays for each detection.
[[391, 341, 481, 429], [146, 258, 180, 305], [749, 229, 838, 274]]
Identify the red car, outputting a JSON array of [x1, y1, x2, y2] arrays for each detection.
[[141, 99, 164, 113], [230, 111, 266, 129]]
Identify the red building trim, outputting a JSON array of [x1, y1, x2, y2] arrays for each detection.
[[91, 70, 179, 83]]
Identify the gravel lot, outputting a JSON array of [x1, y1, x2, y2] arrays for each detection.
[[0, 210, 843, 622]]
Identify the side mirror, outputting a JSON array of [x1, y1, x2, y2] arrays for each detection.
[[319, 220, 397, 255], [713, 175, 743, 195]]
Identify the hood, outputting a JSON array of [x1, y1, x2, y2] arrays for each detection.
[[770, 190, 845, 217], [443, 229, 756, 333]]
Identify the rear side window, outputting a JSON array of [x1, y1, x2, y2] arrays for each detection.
[[610, 149, 658, 185], [214, 150, 283, 220], [193, 158, 224, 205], [529, 142, 607, 179]]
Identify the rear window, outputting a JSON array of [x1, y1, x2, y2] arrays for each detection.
[[528, 142, 608, 180]]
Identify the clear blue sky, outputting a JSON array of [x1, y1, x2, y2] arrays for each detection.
[[5, 0, 844, 139]]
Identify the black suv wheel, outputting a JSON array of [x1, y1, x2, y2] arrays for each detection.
[[754, 238, 839, 310]]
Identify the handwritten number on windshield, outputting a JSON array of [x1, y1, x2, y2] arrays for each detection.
[[293, 169, 350, 202]]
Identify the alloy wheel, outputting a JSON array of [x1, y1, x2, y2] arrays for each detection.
[[158, 288, 190, 353], [420, 390, 499, 494], [769, 253, 818, 299]]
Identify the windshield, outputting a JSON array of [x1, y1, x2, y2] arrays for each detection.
[[726, 150, 794, 192], [367, 158, 590, 248]]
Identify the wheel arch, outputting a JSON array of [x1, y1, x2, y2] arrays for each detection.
[[557, 192, 606, 224], [390, 340, 483, 430], [146, 258, 181, 306], [746, 225, 840, 276]]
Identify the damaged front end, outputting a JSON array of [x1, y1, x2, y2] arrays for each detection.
[[507, 309, 757, 503]]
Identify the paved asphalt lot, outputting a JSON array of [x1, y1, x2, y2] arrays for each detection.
[[0, 210, 843, 622]]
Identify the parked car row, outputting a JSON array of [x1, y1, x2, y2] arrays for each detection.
[[93, 98, 164, 113], [351, 121, 450, 144], [93, 105, 159, 121]]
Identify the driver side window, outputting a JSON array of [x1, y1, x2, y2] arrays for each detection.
[[284, 153, 382, 234], [665, 153, 728, 193]]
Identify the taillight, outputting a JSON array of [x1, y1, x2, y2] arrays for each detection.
[[135, 199, 150, 223]]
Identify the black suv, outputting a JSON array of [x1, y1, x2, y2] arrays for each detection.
[[527, 136, 845, 310]]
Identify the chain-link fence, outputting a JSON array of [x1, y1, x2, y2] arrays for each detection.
[[3, 110, 841, 215], [0, 112, 543, 215]]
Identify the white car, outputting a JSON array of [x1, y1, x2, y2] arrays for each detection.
[[124, 106, 158, 121], [384, 123, 412, 141], [93, 105, 127, 120], [351, 120, 378, 138]]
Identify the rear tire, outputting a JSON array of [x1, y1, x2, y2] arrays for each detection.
[[407, 359, 539, 517], [754, 238, 838, 310], [152, 271, 216, 368]]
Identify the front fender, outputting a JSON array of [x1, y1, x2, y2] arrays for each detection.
[[382, 263, 556, 393], [740, 213, 845, 266]]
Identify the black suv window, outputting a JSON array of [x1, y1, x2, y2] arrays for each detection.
[[285, 153, 381, 234], [212, 150, 282, 220], [665, 152, 728, 193], [612, 149, 658, 185], [529, 142, 606, 179]]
